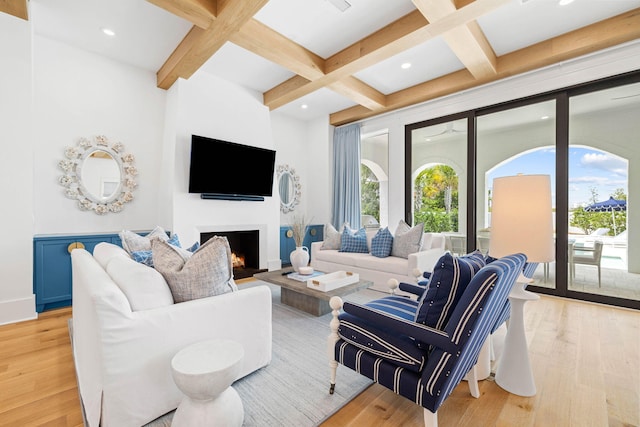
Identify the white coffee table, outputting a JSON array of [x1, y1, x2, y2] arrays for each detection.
[[171, 339, 245, 426]]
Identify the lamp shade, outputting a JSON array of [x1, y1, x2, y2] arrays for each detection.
[[489, 174, 554, 263]]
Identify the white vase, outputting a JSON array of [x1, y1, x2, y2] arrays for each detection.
[[290, 246, 309, 273]]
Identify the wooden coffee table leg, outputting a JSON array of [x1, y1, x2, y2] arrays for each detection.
[[281, 288, 330, 316]]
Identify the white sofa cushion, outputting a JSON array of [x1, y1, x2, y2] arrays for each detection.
[[314, 249, 364, 266], [355, 253, 408, 276], [105, 255, 174, 311], [93, 242, 131, 269]]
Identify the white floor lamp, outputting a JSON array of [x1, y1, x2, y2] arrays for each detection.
[[489, 174, 554, 397]]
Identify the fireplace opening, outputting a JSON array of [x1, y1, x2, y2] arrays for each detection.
[[201, 230, 266, 280]]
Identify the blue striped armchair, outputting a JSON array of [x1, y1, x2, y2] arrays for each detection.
[[327, 253, 526, 427]]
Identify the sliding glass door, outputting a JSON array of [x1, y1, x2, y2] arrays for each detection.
[[567, 81, 639, 301], [405, 71, 640, 309], [408, 116, 469, 254], [476, 100, 557, 289]]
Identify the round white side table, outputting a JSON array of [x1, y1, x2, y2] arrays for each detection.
[[171, 339, 245, 427], [495, 281, 539, 397]]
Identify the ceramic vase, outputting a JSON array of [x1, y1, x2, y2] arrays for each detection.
[[290, 246, 309, 273]]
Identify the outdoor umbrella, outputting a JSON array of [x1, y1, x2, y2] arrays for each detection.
[[584, 196, 627, 235]]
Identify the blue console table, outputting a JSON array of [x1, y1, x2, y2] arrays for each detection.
[[33, 232, 130, 312], [279, 224, 323, 266]]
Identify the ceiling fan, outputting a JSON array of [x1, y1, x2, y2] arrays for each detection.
[[424, 122, 465, 140], [326, 0, 351, 12]]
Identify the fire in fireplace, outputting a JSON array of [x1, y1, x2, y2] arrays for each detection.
[[231, 252, 245, 269], [201, 230, 265, 280]]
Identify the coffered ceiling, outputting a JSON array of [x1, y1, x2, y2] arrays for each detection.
[[4, 0, 640, 125]]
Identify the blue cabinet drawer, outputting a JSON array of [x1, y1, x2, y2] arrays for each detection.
[[33, 233, 123, 312]]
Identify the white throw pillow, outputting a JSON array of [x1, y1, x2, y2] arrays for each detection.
[[391, 220, 425, 259], [119, 226, 169, 255], [106, 256, 174, 311], [93, 242, 131, 269], [321, 223, 342, 250]]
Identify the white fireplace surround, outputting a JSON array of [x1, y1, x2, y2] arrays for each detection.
[[196, 224, 269, 270]]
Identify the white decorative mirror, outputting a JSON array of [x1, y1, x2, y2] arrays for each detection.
[[277, 164, 301, 213], [58, 135, 137, 215]]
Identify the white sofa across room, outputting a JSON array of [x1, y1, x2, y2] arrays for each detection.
[[71, 242, 272, 427], [311, 229, 446, 291]]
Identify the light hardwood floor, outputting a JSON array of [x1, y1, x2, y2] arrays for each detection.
[[0, 295, 637, 426]]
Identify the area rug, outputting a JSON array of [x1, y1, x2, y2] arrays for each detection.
[[74, 281, 385, 427]]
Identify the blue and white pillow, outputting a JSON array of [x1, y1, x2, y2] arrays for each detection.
[[370, 227, 393, 258], [132, 234, 199, 268], [339, 226, 368, 253], [414, 250, 486, 331]]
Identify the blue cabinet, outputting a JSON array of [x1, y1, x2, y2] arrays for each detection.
[[279, 224, 324, 265], [33, 232, 124, 312]]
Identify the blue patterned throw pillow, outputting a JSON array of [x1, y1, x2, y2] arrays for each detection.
[[339, 226, 368, 253], [371, 227, 393, 258], [414, 250, 486, 330]]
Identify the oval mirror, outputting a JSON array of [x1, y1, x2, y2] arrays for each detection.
[[58, 135, 137, 215], [278, 172, 293, 205], [77, 149, 122, 202], [276, 164, 300, 213]]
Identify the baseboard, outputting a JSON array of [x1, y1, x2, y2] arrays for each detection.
[[0, 294, 37, 325]]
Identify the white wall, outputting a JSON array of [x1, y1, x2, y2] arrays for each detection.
[[166, 72, 281, 270], [305, 117, 333, 227], [0, 12, 36, 324], [270, 112, 309, 225], [33, 36, 167, 234]]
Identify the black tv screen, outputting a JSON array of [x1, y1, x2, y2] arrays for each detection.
[[188, 135, 276, 197]]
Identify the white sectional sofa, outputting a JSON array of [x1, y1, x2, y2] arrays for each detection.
[[71, 242, 272, 427], [311, 230, 446, 291]]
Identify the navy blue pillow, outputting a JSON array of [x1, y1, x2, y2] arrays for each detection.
[[414, 250, 486, 330], [371, 227, 393, 258], [339, 227, 368, 253]]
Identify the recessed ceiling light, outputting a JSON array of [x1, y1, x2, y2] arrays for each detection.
[[301, 104, 308, 110], [558, 0, 574, 5], [101, 28, 116, 37], [401, 62, 412, 69], [541, 115, 549, 120]]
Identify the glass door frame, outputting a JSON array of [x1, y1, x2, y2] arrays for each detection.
[[404, 70, 640, 310], [405, 111, 476, 253]]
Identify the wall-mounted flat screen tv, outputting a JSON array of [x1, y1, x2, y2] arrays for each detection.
[[188, 135, 276, 199]]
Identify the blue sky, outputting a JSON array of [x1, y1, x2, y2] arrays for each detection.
[[487, 146, 628, 209]]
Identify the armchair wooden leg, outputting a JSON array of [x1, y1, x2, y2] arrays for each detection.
[[328, 296, 344, 394], [423, 408, 438, 427], [466, 365, 481, 398]]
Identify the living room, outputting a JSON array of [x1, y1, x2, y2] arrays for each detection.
[[1, 0, 639, 425]]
